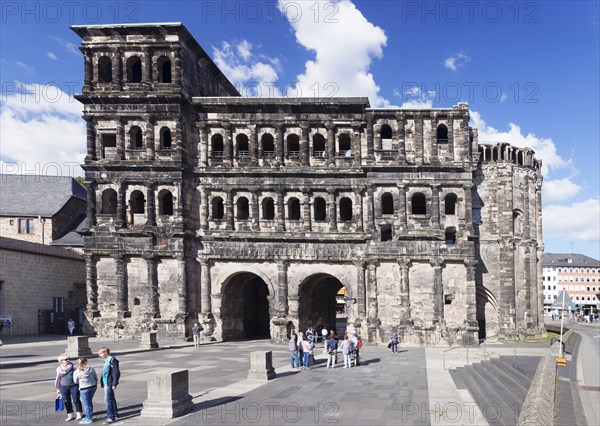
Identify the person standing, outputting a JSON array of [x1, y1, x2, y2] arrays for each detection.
[[55, 354, 83, 421], [98, 347, 120, 424], [73, 357, 97, 424], [289, 333, 300, 368], [300, 338, 312, 370], [67, 319, 76, 336], [326, 335, 337, 368], [390, 332, 399, 353], [341, 335, 353, 368], [192, 323, 201, 348]]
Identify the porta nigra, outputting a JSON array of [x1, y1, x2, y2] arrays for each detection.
[[72, 23, 545, 345]]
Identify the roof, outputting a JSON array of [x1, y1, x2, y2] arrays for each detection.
[[51, 214, 86, 247], [0, 236, 83, 261], [0, 175, 87, 217], [542, 253, 600, 268]]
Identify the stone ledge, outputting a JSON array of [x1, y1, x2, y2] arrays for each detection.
[[517, 354, 556, 425]]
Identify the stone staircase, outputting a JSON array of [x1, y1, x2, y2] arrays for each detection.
[[450, 356, 541, 426]]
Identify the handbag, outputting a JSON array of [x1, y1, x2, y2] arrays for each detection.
[[55, 395, 63, 412], [387, 342, 392, 349]]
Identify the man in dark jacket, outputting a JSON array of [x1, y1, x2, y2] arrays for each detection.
[[98, 347, 120, 423]]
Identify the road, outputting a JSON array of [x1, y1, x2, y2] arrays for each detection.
[[573, 323, 600, 426]]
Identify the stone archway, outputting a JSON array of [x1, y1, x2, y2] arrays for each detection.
[[298, 274, 344, 335], [221, 272, 271, 341]]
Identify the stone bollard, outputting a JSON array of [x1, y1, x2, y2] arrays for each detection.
[[247, 351, 276, 381], [140, 369, 194, 419], [140, 332, 159, 349], [65, 336, 93, 358]]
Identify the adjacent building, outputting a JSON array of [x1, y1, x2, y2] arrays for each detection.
[[72, 23, 545, 344]]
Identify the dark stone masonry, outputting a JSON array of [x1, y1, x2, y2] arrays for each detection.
[[72, 23, 545, 345]]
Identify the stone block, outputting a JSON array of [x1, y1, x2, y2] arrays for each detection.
[[140, 332, 159, 349], [247, 351, 276, 381], [65, 336, 93, 358], [140, 369, 194, 419]]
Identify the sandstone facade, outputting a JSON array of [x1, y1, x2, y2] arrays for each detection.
[[72, 23, 545, 345]]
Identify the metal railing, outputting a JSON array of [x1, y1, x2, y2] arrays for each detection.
[[442, 338, 488, 370]]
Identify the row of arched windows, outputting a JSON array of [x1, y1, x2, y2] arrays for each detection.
[[99, 189, 173, 216], [97, 55, 172, 84], [380, 192, 457, 215], [127, 126, 171, 150], [378, 123, 449, 144]]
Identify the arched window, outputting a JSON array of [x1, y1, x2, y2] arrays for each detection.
[[437, 124, 448, 143], [445, 193, 457, 215], [212, 197, 224, 220], [262, 198, 275, 220], [130, 191, 145, 214], [380, 124, 392, 140], [211, 134, 224, 158], [98, 56, 112, 83], [338, 133, 352, 155], [236, 197, 249, 220], [412, 193, 426, 215], [445, 227, 456, 245], [287, 134, 300, 158], [101, 189, 117, 214], [129, 126, 143, 149], [339, 197, 353, 222], [160, 127, 171, 149], [313, 134, 326, 156], [381, 192, 394, 215], [288, 197, 301, 220], [262, 133, 274, 157], [157, 56, 171, 83], [237, 134, 249, 158], [381, 226, 393, 242], [314, 197, 327, 221], [158, 190, 173, 215], [126, 56, 142, 83]]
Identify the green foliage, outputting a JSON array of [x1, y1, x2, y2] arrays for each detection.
[[75, 176, 88, 189]]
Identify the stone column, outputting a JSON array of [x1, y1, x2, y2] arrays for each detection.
[[431, 184, 441, 229], [463, 183, 474, 233], [301, 124, 310, 166], [397, 184, 408, 230], [86, 184, 96, 228], [327, 189, 337, 232], [366, 185, 374, 233], [111, 48, 122, 91], [114, 254, 128, 315], [326, 122, 336, 165], [116, 183, 127, 228], [353, 188, 364, 232], [145, 254, 159, 318], [142, 47, 152, 88], [398, 258, 412, 325], [415, 113, 424, 165], [95, 127, 103, 159], [225, 190, 234, 230], [176, 255, 187, 319], [116, 118, 125, 160], [251, 190, 260, 231], [396, 114, 406, 162], [302, 190, 311, 231], [352, 122, 362, 166], [276, 125, 284, 166], [249, 125, 258, 166], [85, 117, 96, 161], [173, 48, 182, 87], [366, 116, 374, 161], [374, 121, 382, 151], [430, 258, 445, 325], [447, 118, 455, 160], [223, 121, 232, 166], [199, 124, 208, 166], [276, 190, 285, 231], [431, 119, 439, 163], [359, 261, 369, 319], [175, 183, 184, 225], [464, 259, 478, 328], [82, 49, 92, 91], [200, 258, 211, 315], [200, 187, 209, 230], [277, 261, 289, 316], [145, 185, 156, 227], [174, 121, 183, 162], [85, 254, 98, 316], [145, 116, 155, 160]]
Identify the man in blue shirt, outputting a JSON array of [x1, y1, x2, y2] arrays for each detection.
[[98, 347, 120, 424]]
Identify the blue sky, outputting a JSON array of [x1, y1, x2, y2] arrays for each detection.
[[1, 0, 598, 258]]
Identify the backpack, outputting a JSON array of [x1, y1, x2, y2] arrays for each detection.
[[357, 339, 363, 349]]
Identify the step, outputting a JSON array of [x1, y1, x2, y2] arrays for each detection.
[[472, 363, 524, 409], [490, 357, 534, 389], [449, 366, 467, 390], [480, 360, 528, 402]]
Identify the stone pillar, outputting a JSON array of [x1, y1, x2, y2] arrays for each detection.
[[464, 259, 478, 329], [276, 125, 284, 166], [85, 117, 96, 161], [352, 122, 362, 166], [327, 189, 337, 232], [374, 121, 382, 151], [174, 121, 183, 162], [85, 254, 98, 316], [302, 190, 311, 231], [141, 369, 193, 419], [249, 124, 258, 166], [142, 47, 152, 88], [301, 124, 310, 166], [463, 183, 474, 233], [248, 351, 276, 381], [356, 261, 367, 318], [431, 184, 441, 229], [415, 114, 424, 165], [65, 336, 93, 358], [276, 190, 285, 231], [223, 121, 232, 166], [277, 261, 289, 316], [353, 188, 364, 232], [116, 118, 125, 160], [396, 114, 406, 162], [95, 126, 103, 159], [199, 124, 208, 166], [225, 190, 234, 230], [431, 119, 439, 163], [145, 116, 155, 160], [140, 332, 159, 349], [200, 258, 211, 314], [366, 185, 374, 234], [398, 258, 412, 325], [173, 48, 182, 87], [398, 184, 408, 231], [251, 191, 260, 231], [145, 254, 160, 318], [86, 184, 96, 228], [430, 258, 445, 325], [175, 183, 184, 225], [111, 48, 122, 91], [200, 187, 209, 230], [114, 254, 128, 315], [82, 49, 92, 91], [176, 256, 187, 320], [115, 183, 126, 228], [326, 122, 336, 165], [366, 116, 374, 161], [447, 118, 455, 160], [145, 185, 156, 227]]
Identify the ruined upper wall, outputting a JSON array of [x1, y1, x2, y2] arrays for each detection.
[[71, 23, 239, 98]]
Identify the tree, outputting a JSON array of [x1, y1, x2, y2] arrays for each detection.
[[75, 176, 88, 189]]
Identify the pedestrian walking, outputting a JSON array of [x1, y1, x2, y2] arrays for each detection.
[[55, 354, 83, 421], [389, 332, 399, 353], [192, 323, 201, 348], [73, 357, 98, 424], [97, 347, 120, 424]]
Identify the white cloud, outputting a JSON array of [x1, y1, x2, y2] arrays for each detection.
[[443, 52, 470, 71], [47, 52, 58, 60], [278, 0, 389, 107], [212, 40, 281, 97], [397, 86, 435, 109], [543, 177, 582, 202], [0, 82, 85, 177], [48, 35, 80, 55], [16, 62, 35, 74], [543, 199, 600, 241]]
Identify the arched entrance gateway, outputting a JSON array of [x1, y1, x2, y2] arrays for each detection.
[[221, 273, 271, 341], [298, 274, 346, 335]]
